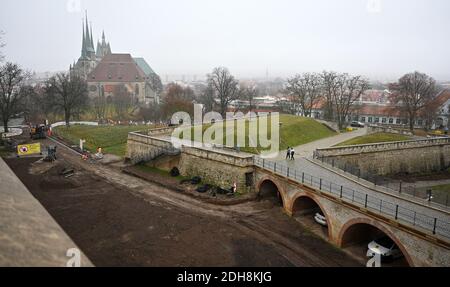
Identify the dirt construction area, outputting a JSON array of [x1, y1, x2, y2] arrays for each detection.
[[3, 139, 361, 267]]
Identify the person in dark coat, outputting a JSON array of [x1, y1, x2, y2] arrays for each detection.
[[286, 147, 291, 159]]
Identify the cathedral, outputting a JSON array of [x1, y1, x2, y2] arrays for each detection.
[[69, 12, 161, 104], [69, 13, 111, 80]]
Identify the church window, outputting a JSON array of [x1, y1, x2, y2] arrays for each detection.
[[135, 84, 140, 96]]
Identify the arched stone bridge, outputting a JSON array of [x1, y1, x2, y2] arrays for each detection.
[[255, 166, 450, 267]]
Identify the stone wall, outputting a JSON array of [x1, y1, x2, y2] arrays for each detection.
[[315, 138, 450, 175], [126, 132, 178, 164], [178, 146, 255, 193], [367, 125, 413, 136], [147, 126, 176, 136], [126, 131, 256, 192]]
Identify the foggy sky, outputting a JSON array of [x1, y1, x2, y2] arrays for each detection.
[[1, 0, 449, 81]]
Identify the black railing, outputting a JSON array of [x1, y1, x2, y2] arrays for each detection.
[[315, 155, 450, 207], [254, 157, 450, 240]]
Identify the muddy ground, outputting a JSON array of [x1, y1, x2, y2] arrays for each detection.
[[4, 140, 361, 267]]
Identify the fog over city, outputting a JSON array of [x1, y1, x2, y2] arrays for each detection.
[[1, 0, 450, 81]]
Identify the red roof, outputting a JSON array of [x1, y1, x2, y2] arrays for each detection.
[[429, 89, 450, 109], [353, 105, 404, 117], [87, 53, 148, 82]]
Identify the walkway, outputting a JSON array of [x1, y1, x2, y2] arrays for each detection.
[[271, 127, 367, 159]]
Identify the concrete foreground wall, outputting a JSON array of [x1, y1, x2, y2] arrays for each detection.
[[255, 170, 450, 267], [316, 138, 450, 175], [0, 158, 92, 267]]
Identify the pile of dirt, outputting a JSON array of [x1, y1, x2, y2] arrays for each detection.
[[29, 159, 57, 175]]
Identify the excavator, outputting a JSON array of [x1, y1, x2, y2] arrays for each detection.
[[30, 124, 48, 140]]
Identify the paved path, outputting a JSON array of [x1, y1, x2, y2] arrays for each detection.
[[271, 127, 367, 159]]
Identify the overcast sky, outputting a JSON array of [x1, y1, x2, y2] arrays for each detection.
[[1, 0, 449, 81]]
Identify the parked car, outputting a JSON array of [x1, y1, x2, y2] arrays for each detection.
[[314, 212, 327, 226], [350, 121, 365, 128], [366, 236, 403, 262]]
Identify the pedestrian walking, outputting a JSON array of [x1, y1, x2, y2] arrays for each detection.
[[290, 147, 295, 160], [286, 147, 291, 160]]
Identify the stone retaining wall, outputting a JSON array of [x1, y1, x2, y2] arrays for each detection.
[[178, 146, 255, 193], [315, 138, 450, 176], [126, 132, 177, 164]]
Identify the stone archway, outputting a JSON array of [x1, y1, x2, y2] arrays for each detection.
[[290, 193, 333, 240], [338, 218, 414, 267], [256, 177, 287, 209]]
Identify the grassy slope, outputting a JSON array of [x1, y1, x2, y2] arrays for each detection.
[[336, 132, 411, 147], [54, 115, 336, 157], [54, 125, 151, 156], [178, 114, 336, 154], [431, 184, 450, 192]]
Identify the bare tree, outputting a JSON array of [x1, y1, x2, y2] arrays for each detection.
[[0, 62, 26, 133], [239, 84, 258, 113], [21, 85, 42, 123], [198, 84, 216, 114], [207, 67, 240, 117], [161, 83, 195, 119], [112, 84, 133, 120], [92, 95, 107, 122], [321, 71, 370, 130], [285, 73, 322, 117], [320, 71, 339, 121], [389, 71, 437, 132], [138, 102, 161, 124], [44, 73, 88, 127], [337, 74, 370, 130]]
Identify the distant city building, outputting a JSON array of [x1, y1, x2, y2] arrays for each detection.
[[311, 89, 450, 130]]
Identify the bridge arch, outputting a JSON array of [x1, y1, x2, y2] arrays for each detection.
[[256, 177, 287, 208], [338, 218, 414, 267], [290, 194, 332, 240]]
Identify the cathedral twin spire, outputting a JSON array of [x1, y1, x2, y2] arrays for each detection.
[[81, 11, 110, 60]]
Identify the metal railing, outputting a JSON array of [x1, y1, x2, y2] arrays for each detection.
[[315, 155, 450, 207], [254, 157, 450, 240]]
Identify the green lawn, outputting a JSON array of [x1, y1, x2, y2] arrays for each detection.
[[177, 114, 337, 154], [417, 184, 450, 205], [54, 125, 152, 156], [431, 184, 450, 192], [336, 132, 411, 147]]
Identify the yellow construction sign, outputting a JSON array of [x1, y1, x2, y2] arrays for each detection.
[[17, 143, 41, 156]]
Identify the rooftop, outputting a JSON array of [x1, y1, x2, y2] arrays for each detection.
[[87, 53, 148, 82]]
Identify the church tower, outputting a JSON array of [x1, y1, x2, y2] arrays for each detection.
[[96, 30, 112, 59], [70, 11, 111, 80]]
